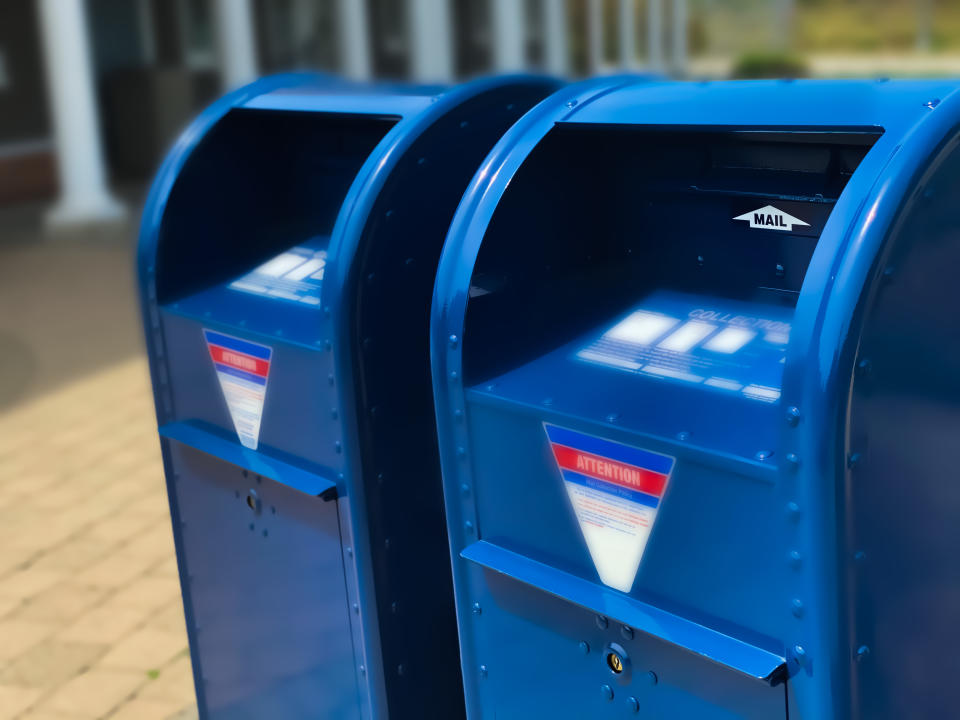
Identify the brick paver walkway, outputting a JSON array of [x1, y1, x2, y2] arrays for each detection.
[[0, 356, 196, 720]]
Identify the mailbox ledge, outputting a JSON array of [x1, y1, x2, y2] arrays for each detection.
[[159, 420, 338, 499], [461, 540, 786, 684]]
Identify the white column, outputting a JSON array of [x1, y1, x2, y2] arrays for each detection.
[[409, 0, 454, 81], [213, 0, 258, 89], [647, 0, 663, 71], [338, 0, 372, 80], [37, 0, 124, 226], [491, 0, 525, 72], [542, 0, 569, 76], [671, 0, 687, 76], [775, 0, 795, 49], [618, 0, 636, 68], [586, 0, 603, 74]]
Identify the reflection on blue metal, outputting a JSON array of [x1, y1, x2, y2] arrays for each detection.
[[432, 78, 960, 719], [228, 239, 328, 306], [573, 291, 791, 404], [138, 72, 560, 719]]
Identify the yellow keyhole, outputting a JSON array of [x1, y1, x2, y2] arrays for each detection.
[[607, 652, 623, 674]]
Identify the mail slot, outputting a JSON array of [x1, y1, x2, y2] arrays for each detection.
[[431, 78, 960, 719], [137, 73, 557, 719]]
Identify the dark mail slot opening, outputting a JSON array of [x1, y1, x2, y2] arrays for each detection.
[[156, 109, 397, 305], [463, 125, 881, 387]]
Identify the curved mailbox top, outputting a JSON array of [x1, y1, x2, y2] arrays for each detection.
[[431, 77, 960, 720], [138, 72, 553, 321]]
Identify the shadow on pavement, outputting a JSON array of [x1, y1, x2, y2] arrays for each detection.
[[0, 193, 147, 411]]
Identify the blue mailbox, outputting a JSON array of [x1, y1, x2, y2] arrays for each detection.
[[432, 78, 960, 719], [137, 73, 557, 719]]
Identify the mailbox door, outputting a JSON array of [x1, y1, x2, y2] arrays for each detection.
[[168, 442, 359, 720], [469, 570, 787, 719]]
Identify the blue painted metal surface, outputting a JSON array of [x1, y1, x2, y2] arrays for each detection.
[[431, 78, 960, 718], [138, 72, 559, 719]]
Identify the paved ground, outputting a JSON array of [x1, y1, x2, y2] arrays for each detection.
[[0, 202, 197, 720]]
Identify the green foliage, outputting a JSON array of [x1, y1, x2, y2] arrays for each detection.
[[731, 51, 810, 79]]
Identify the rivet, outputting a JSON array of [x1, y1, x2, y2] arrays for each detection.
[[346, 547, 353, 557], [449, 334, 458, 348], [786, 453, 800, 468], [565, 99, 578, 108], [620, 625, 634, 640], [676, 430, 691, 441], [384, 538, 391, 550], [331, 408, 338, 419], [464, 521, 474, 533], [789, 550, 803, 568], [786, 406, 801, 426], [626, 696, 640, 713], [385, 210, 394, 219], [366, 273, 376, 284], [596, 615, 608, 630], [856, 358, 873, 377], [391, 601, 399, 614], [479, 664, 488, 678], [854, 550, 866, 562], [459, 120, 469, 129], [787, 501, 801, 519], [543, 397, 554, 407], [417, 156, 426, 165], [775, 263, 785, 278], [606, 413, 620, 424], [578, 640, 590, 655], [856, 645, 871, 661], [647, 670, 658, 686], [485, 383, 496, 391], [456, 446, 466, 458], [755, 450, 774, 461], [460, 483, 470, 496], [397, 663, 406, 676], [923, 98, 941, 109], [793, 645, 807, 664], [454, 409, 464, 420], [334, 441, 342, 453], [600, 684, 614, 701], [359, 664, 366, 676], [327, 374, 335, 386], [353, 603, 359, 614], [450, 370, 459, 381], [697, 254, 705, 266], [847, 452, 862, 469], [791, 598, 804, 617], [472, 602, 482, 615]]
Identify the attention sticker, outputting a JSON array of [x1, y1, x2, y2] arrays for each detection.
[[204, 330, 272, 450], [545, 424, 675, 593]]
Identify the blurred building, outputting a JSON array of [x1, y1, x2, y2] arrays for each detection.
[[0, 0, 695, 226]]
